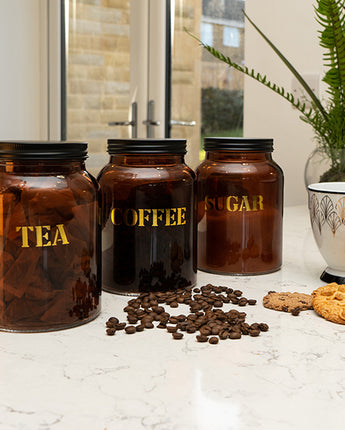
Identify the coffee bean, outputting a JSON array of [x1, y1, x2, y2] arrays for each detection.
[[259, 323, 269, 332], [152, 306, 165, 314], [291, 307, 301, 316], [238, 298, 248, 307], [106, 328, 116, 336], [211, 325, 221, 335], [127, 315, 138, 324], [199, 325, 212, 336], [105, 283, 269, 345], [144, 322, 154, 329], [186, 324, 196, 334], [249, 329, 260, 337], [229, 331, 241, 340], [116, 322, 126, 330], [219, 330, 229, 340], [172, 332, 183, 340], [106, 320, 116, 328], [250, 323, 260, 330], [166, 325, 177, 333]]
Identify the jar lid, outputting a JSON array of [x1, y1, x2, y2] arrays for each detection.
[[204, 137, 273, 152], [0, 141, 88, 160], [107, 138, 187, 154]]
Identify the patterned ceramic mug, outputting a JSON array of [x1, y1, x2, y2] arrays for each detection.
[[308, 182, 345, 283]]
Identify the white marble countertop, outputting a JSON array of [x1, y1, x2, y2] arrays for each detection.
[[1, 205, 345, 430]]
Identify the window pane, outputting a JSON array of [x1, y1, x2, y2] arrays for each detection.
[[171, 0, 245, 166], [201, 22, 213, 46], [223, 26, 240, 47]]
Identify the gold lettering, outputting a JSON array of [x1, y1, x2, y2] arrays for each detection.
[[214, 197, 224, 211], [152, 209, 164, 227], [254, 195, 264, 210], [52, 224, 70, 246], [16, 226, 34, 248], [239, 195, 252, 211], [111, 207, 188, 227], [111, 208, 122, 225], [177, 207, 186, 225], [226, 196, 238, 211], [205, 196, 214, 210], [165, 208, 177, 226], [35, 225, 51, 247], [138, 208, 151, 226], [123, 208, 138, 226]]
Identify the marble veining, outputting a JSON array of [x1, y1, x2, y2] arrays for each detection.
[[1, 205, 345, 430]]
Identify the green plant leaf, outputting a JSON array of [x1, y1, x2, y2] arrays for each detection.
[[185, 29, 319, 122]]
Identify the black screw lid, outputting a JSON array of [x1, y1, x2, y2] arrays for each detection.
[[204, 137, 273, 152], [107, 138, 187, 154], [0, 141, 88, 160]]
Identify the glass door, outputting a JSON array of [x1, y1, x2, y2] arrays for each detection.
[[170, 0, 245, 167], [62, 0, 245, 174]]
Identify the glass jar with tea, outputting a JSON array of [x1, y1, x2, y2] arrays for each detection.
[[98, 138, 196, 295], [0, 141, 101, 332], [196, 137, 283, 275]]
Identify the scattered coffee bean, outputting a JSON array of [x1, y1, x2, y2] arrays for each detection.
[[105, 284, 269, 345], [116, 322, 126, 330], [249, 329, 260, 337], [229, 331, 241, 340], [125, 326, 136, 334], [291, 307, 301, 316], [259, 323, 269, 332], [172, 332, 183, 340], [166, 325, 178, 333]]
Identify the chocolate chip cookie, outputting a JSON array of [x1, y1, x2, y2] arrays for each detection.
[[263, 291, 313, 315]]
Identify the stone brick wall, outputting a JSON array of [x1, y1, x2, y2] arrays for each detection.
[[171, 0, 202, 168], [66, 0, 202, 169], [66, 0, 130, 157]]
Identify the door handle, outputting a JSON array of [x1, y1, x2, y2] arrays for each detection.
[[143, 100, 160, 137], [108, 102, 137, 138], [170, 120, 196, 127]]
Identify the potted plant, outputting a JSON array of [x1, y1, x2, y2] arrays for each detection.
[[188, 0, 345, 183]]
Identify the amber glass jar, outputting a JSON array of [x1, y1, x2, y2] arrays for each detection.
[[98, 138, 196, 295], [0, 141, 101, 332], [196, 137, 283, 275]]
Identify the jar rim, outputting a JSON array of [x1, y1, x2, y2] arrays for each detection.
[[0, 141, 88, 160], [204, 137, 273, 152], [107, 138, 187, 155]]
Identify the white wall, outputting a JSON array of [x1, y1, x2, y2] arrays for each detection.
[[244, 0, 324, 206], [0, 0, 48, 139]]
